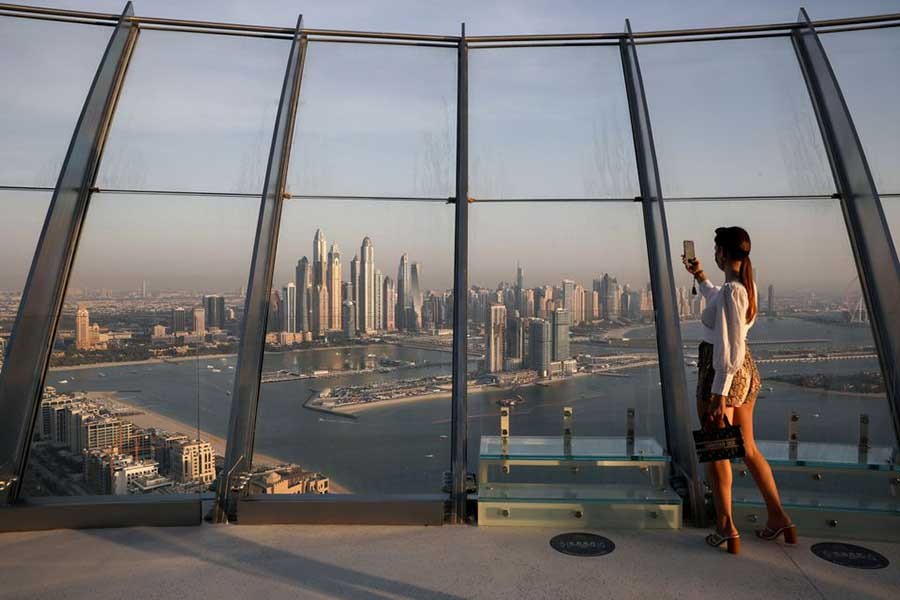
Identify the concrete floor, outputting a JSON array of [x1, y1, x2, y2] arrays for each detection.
[[0, 524, 897, 600]]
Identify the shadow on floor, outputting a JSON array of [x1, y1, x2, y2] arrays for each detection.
[[82, 524, 465, 600]]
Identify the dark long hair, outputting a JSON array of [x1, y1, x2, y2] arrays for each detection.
[[715, 226, 757, 323]]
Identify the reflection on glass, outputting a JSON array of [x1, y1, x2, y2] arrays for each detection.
[[665, 199, 895, 451], [639, 38, 833, 197], [466, 202, 664, 473], [97, 31, 287, 193], [0, 17, 108, 186], [822, 29, 900, 194], [21, 194, 257, 498], [0, 191, 51, 376], [287, 43, 456, 199], [469, 47, 637, 199], [252, 200, 454, 495]]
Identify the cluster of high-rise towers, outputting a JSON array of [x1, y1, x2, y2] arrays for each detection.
[[269, 229, 428, 339], [473, 265, 654, 376]]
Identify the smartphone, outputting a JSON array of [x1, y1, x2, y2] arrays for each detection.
[[683, 240, 696, 261]]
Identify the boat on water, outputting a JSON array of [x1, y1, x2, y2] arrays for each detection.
[[211, 369, 222, 373], [58, 380, 68, 384], [206, 365, 214, 369], [98, 373, 105, 377]]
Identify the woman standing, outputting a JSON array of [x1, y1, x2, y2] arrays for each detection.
[[683, 226, 796, 555]]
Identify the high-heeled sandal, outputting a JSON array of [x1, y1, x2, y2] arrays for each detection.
[[756, 523, 798, 544], [706, 530, 741, 554]]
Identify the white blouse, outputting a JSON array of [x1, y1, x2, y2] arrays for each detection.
[[698, 279, 757, 396]]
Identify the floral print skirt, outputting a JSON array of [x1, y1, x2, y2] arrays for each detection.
[[697, 341, 761, 408]]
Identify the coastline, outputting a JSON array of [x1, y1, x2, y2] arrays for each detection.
[[49, 353, 236, 372], [87, 391, 350, 494]]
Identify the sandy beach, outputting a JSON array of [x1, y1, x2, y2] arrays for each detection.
[[87, 391, 350, 494]]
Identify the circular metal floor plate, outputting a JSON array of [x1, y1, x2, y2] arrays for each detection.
[[550, 533, 615, 557], [811, 542, 889, 569]]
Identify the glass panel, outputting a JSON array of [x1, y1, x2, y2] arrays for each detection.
[[251, 199, 454, 495], [0, 190, 51, 375], [822, 28, 900, 194], [885, 198, 900, 252], [21, 193, 257, 499], [0, 17, 109, 186], [468, 202, 664, 495], [639, 38, 833, 197], [96, 31, 287, 193], [665, 198, 895, 451], [469, 47, 638, 199], [287, 43, 456, 199]]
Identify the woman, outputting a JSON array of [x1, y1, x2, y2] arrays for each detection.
[[682, 226, 796, 555]]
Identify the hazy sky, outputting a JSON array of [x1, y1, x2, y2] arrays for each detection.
[[1, 0, 899, 296]]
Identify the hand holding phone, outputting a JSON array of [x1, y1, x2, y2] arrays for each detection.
[[682, 240, 702, 275]]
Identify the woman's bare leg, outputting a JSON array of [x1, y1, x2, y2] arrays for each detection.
[[732, 400, 792, 529], [707, 406, 737, 535]]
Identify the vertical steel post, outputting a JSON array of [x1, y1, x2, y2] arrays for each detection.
[[215, 16, 308, 522], [619, 20, 705, 523], [792, 9, 900, 449], [0, 3, 138, 505], [449, 23, 469, 524]]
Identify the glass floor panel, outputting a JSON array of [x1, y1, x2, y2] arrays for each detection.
[[737, 440, 899, 471], [733, 487, 900, 514], [479, 482, 681, 504], [479, 436, 667, 461]]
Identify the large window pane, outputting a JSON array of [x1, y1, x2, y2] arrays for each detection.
[[251, 199, 454, 495], [96, 31, 287, 193], [665, 198, 895, 450], [0, 190, 51, 375], [287, 43, 456, 198], [467, 202, 664, 480], [0, 17, 109, 186], [822, 28, 900, 194], [639, 38, 833, 197], [469, 47, 638, 199], [22, 193, 257, 498]]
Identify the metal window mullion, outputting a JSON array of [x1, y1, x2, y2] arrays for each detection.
[[792, 9, 900, 449], [449, 23, 469, 525], [619, 20, 705, 524], [215, 15, 308, 523], [0, 2, 138, 505]]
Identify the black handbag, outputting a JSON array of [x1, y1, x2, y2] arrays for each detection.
[[693, 416, 745, 463]]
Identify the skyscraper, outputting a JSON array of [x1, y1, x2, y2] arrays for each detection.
[[359, 237, 376, 333], [485, 304, 507, 373], [516, 262, 525, 294], [268, 290, 282, 332], [383, 276, 397, 331], [529, 319, 551, 377], [313, 229, 328, 327], [75, 305, 91, 350], [350, 254, 360, 333], [282, 282, 297, 333], [172, 307, 186, 334], [204, 295, 225, 330], [295, 256, 311, 332], [506, 310, 524, 361], [327, 245, 342, 330], [410, 262, 423, 330], [551, 308, 571, 361], [374, 270, 384, 331], [311, 284, 328, 338], [561, 279, 576, 313], [396, 253, 410, 330], [192, 307, 206, 335], [342, 300, 356, 339], [768, 284, 776, 316]]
